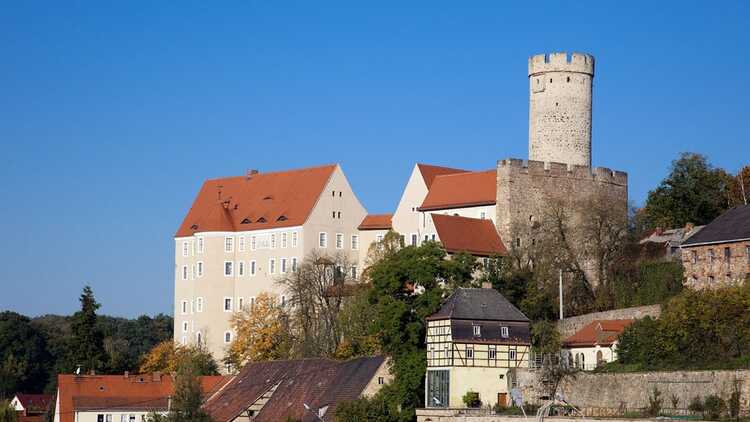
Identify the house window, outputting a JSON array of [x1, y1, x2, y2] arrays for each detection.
[[509, 350, 517, 360], [332, 211, 336, 219], [411, 234, 418, 246], [270, 234, 277, 249], [97, 415, 104, 422], [181, 265, 188, 281], [501, 326, 509, 338], [282, 233, 288, 248], [424, 234, 429, 242], [378, 376, 384, 385], [250, 260, 256, 276], [225, 236, 234, 253], [197, 237, 204, 254], [473, 325, 481, 337], [747, 245, 750, 264], [196, 261, 204, 277], [269, 258, 276, 274], [250, 297, 256, 309], [351, 266, 357, 280], [182, 241, 189, 257], [223, 297, 232, 312], [292, 232, 298, 248], [196, 332, 202, 344], [292, 257, 298, 272], [431, 234, 436, 241], [480, 211, 486, 220], [251, 236, 257, 251], [709, 275, 715, 283], [692, 250, 698, 264], [336, 233, 344, 249], [238, 297, 244, 310], [181, 300, 188, 315], [182, 321, 188, 333], [516, 238, 521, 247], [376, 234, 384, 242], [196, 297, 203, 312], [725, 247, 732, 264], [281, 295, 287, 306], [181, 336, 187, 345], [488, 346, 497, 360], [238, 261, 245, 276], [709, 249, 715, 264], [319, 232, 328, 248], [224, 331, 232, 344], [351, 235, 359, 250], [281, 258, 288, 273], [224, 261, 233, 277], [466, 346, 474, 359], [239, 236, 246, 252]]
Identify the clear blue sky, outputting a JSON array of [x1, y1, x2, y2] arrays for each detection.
[[1, 2, 748, 318]]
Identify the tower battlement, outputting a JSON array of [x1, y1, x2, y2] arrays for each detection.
[[497, 158, 628, 186], [528, 52, 594, 76]]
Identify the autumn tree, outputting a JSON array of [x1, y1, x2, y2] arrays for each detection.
[[138, 341, 218, 375], [363, 230, 402, 269], [224, 293, 291, 368]]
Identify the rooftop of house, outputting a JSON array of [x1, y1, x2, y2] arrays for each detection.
[[416, 163, 469, 189], [56, 373, 228, 422], [418, 170, 497, 211], [427, 287, 529, 322], [682, 205, 750, 247], [432, 214, 507, 257], [12, 394, 53, 413], [563, 319, 634, 348], [640, 224, 704, 247], [175, 164, 338, 237], [203, 356, 386, 422], [357, 214, 393, 230]]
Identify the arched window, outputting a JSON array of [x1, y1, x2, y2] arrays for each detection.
[[224, 331, 232, 344]]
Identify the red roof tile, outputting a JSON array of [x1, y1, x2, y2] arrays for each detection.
[[357, 214, 393, 230], [176, 165, 337, 237], [418, 170, 496, 211], [432, 214, 507, 257], [563, 319, 634, 348], [416, 164, 469, 189], [57, 374, 229, 422], [13, 394, 53, 413]]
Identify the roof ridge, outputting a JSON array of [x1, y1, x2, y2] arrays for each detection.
[[204, 163, 338, 183], [430, 169, 496, 179]]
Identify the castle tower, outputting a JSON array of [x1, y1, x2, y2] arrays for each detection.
[[528, 52, 594, 167]]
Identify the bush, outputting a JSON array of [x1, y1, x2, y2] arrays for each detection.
[[646, 386, 663, 417], [703, 394, 726, 421], [688, 396, 705, 414], [462, 391, 481, 408]]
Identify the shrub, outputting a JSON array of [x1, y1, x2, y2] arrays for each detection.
[[688, 396, 705, 414], [646, 386, 663, 417], [462, 391, 481, 408], [703, 394, 726, 420]]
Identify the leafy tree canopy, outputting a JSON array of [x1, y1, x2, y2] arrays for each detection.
[[139, 341, 218, 376], [0, 312, 50, 397]]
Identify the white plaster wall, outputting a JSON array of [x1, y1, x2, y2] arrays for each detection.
[[392, 165, 429, 239]]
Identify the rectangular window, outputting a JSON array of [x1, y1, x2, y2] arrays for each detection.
[[411, 234, 417, 246], [692, 250, 698, 264], [223, 297, 232, 312], [747, 245, 750, 264], [181, 265, 188, 281], [709, 275, 715, 283], [238, 261, 245, 276], [319, 232, 328, 248], [351, 265, 357, 280], [336, 233, 344, 249], [269, 258, 276, 274], [351, 235, 359, 250], [251, 236, 257, 251], [480, 211, 486, 220], [431, 234, 436, 241], [250, 260, 256, 276], [291, 232, 298, 247], [725, 247, 732, 264], [238, 297, 244, 311], [509, 350, 517, 360], [270, 234, 277, 249], [224, 261, 233, 277], [181, 300, 188, 315], [197, 237, 204, 254], [197, 261, 204, 277], [709, 249, 715, 264], [473, 325, 481, 337], [250, 297, 256, 309], [426, 370, 449, 408], [225, 236, 234, 253], [191, 265, 195, 279], [466, 346, 474, 359], [378, 376, 384, 385], [98, 415, 104, 422], [501, 326, 509, 338], [281, 232, 288, 248], [182, 241, 189, 257], [292, 257, 298, 272], [424, 234, 429, 242], [332, 211, 336, 219], [281, 295, 286, 306], [129, 415, 135, 422], [196, 297, 203, 312], [488, 346, 496, 360], [182, 321, 188, 333], [239, 236, 245, 252], [281, 258, 287, 274]]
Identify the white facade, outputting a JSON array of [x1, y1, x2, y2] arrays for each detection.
[[564, 342, 619, 371]]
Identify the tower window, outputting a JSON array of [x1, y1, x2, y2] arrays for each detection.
[[549, 78, 552, 83], [567, 76, 571, 82]]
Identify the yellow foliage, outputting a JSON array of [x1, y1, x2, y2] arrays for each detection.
[[226, 293, 288, 366], [138, 340, 217, 375]]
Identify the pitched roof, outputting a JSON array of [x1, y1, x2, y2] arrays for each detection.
[[640, 225, 704, 247], [175, 165, 337, 237], [682, 205, 750, 246], [563, 319, 634, 348], [416, 164, 469, 189], [56, 374, 228, 422], [432, 214, 507, 257], [358, 214, 393, 230], [418, 170, 496, 211], [13, 394, 53, 413], [203, 356, 385, 422], [427, 288, 529, 322]]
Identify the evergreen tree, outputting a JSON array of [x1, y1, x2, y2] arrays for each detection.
[[69, 286, 107, 373]]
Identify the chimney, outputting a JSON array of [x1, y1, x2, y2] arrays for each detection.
[[124, 371, 129, 379], [685, 222, 695, 234], [246, 169, 259, 179], [153, 372, 162, 382], [481, 282, 492, 289]]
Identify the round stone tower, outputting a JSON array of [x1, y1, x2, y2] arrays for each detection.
[[528, 52, 594, 167]]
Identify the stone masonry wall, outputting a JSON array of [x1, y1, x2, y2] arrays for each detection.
[[682, 241, 750, 289], [556, 305, 661, 338]]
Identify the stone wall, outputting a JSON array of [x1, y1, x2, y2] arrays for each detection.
[[682, 241, 750, 289], [556, 305, 661, 338], [416, 411, 682, 422], [514, 368, 750, 416]]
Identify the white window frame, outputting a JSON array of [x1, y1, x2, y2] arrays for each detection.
[[181, 265, 188, 281], [351, 265, 357, 280], [509, 349, 517, 360], [223, 297, 233, 312], [292, 232, 298, 248], [250, 260, 257, 276], [501, 326, 509, 338], [410, 233, 418, 246], [182, 241, 189, 257], [488, 345, 497, 360], [270, 234, 277, 249], [182, 321, 188, 333], [239, 236, 246, 252], [473, 325, 481, 336], [238, 297, 244, 311], [238, 261, 245, 276], [196, 297, 203, 313], [181, 336, 187, 345], [224, 261, 233, 277], [197, 237, 204, 254], [281, 258, 287, 274], [336, 233, 344, 249], [251, 236, 257, 251], [269, 258, 276, 274], [225, 236, 234, 253], [224, 331, 232, 344], [282, 232, 288, 248], [466, 346, 474, 359], [319, 232, 328, 248], [181, 300, 188, 315], [196, 261, 204, 278], [351, 235, 359, 250], [376, 234, 384, 242]]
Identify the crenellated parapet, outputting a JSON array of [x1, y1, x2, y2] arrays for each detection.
[[497, 158, 628, 186], [528, 52, 595, 76]]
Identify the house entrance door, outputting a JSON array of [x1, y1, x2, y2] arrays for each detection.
[[498, 393, 508, 407]]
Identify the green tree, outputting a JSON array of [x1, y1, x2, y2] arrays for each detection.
[[146, 360, 210, 422], [334, 392, 399, 422], [728, 165, 750, 207], [0, 312, 51, 396], [0, 400, 18, 422], [642, 152, 732, 229], [69, 286, 108, 374], [531, 321, 562, 356]]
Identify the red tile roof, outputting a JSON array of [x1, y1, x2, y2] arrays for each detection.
[[432, 214, 507, 257], [13, 394, 53, 413], [416, 164, 469, 189], [418, 170, 496, 211], [357, 214, 393, 230], [563, 319, 634, 348], [175, 165, 337, 237], [56, 374, 228, 422]]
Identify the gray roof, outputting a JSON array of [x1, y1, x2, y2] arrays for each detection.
[[427, 288, 529, 322], [682, 205, 750, 246]]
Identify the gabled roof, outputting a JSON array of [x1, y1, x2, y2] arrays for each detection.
[[13, 394, 53, 413], [640, 225, 704, 247], [56, 374, 228, 422], [176, 165, 337, 237], [358, 214, 393, 230], [203, 356, 386, 422], [432, 214, 507, 257], [418, 170, 496, 211], [563, 319, 634, 348], [682, 205, 750, 246], [427, 288, 529, 322], [416, 164, 469, 189]]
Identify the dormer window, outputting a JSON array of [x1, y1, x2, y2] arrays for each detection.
[[263, 195, 273, 200], [501, 326, 509, 338], [256, 217, 267, 223], [241, 218, 252, 224], [472, 325, 481, 337], [277, 215, 288, 221]]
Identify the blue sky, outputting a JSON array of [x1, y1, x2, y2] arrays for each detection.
[[1, 2, 748, 318]]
